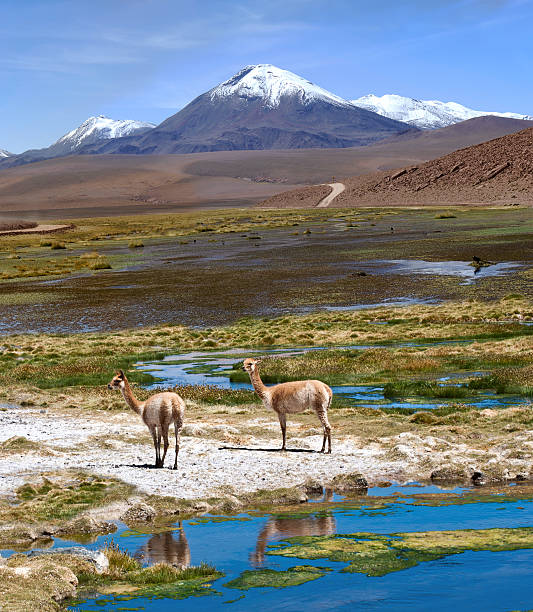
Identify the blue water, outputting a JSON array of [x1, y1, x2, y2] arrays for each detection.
[[135, 347, 527, 412], [34, 482, 533, 611]]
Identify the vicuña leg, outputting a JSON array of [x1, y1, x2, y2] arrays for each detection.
[[173, 420, 181, 470], [278, 413, 287, 451], [161, 427, 169, 468], [149, 426, 160, 467], [318, 412, 332, 454]]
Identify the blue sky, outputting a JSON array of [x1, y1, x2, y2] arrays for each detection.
[[2, 0, 532, 152]]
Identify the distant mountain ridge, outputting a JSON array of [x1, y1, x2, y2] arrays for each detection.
[[351, 94, 533, 130], [56, 116, 155, 152], [2, 116, 155, 167], [84, 64, 414, 155], [2, 65, 532, 168]]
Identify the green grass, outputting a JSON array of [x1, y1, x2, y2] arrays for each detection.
[[171, 384, 257, 405], [267, 528, 533, 577], [383, 381, 472, 399], [0, 350, 165, 389], [225, 565, 329, 590], [2, 474, 134, 524], [468, 365, 533, 397]]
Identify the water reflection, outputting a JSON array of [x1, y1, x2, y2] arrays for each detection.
[[135, 522, 190, 568], [251, 490, 336, 566]]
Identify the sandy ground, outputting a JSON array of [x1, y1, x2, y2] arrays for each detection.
[[0, 403, 392, 498], [2, 401, 529, 500], [0, 224, 73, 236], [1, 116, 531, 219]]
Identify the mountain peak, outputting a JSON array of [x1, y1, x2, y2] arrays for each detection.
[[209, 64, 353, 109], [0, 149, 13, 158], [351, 94, 533, 129], [56, 116, 156, 150]]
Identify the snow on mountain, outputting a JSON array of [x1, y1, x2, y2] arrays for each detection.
[[0, 149, 12, 158], [86, 64, 411, 155], [210, 64, 354, 109], [55, 115, 155, 151], [351, 94, 533, 130]]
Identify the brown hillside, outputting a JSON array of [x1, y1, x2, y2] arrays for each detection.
[[261, 126, 533, 208], [1, 116, 531, 219]]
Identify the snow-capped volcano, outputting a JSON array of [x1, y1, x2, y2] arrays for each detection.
[[87, 65, 413, 154], [0, 149, 12, 158], [209, 64, 353, 109], [351, 94, 533, 130], [0, 115, 156, 168], [55, 116, 155, 152]]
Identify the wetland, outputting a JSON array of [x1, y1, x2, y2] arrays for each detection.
[[1, 204, 533, 609]]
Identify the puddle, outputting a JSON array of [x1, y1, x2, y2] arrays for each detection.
[[359, 260, 522, 285], [323, 296, 438, 311], [4, 483, 533, 610]]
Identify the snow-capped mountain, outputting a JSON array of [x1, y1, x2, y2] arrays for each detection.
[[351, 94, 533, 130], [55, 116, 155, 152], [209, 64, 353, 110], [0, 116, 155, 168], [0, 149, 12, 158], [86, 64, 413, 155]]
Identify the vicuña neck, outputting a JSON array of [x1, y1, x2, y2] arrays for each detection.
[[121, 380, 143, 415], [249, 368, 269, 400]]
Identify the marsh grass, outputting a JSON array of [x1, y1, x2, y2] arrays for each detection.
[[468, 365, 533, 396], [0, 351, 164, 389], [79, 542, 221, 595], [170, 384, 257, 406], [383, 381, 472, 399], [1, 474, 134, 523]]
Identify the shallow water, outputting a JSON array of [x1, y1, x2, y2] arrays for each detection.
[[4, 483, 533, 611], [360, 259, 523, 286], [136, 346, 527, 412]]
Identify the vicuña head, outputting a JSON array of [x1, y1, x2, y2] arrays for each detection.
[[108, 369, 126, 390], [242, 357, 261, 373], [107, 368, 186, 470]]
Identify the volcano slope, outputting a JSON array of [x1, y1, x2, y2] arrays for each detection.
[[260, 126, 533, 208]]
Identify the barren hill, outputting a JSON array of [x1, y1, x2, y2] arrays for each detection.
[[261, 126, 533, 208], [1, 117, 532, 219]]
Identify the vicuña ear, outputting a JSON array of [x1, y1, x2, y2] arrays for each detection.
[[118, 369, 125, 379]]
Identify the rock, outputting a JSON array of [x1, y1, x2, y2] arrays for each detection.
[[430, 464, 470, 482], [56, 515, 116, 539], [0, 524, 50, 546], [120, 502, 156, 523], [471, 471, 486, 486], [181, 424, 209, 437], [26, 547, 109, 573], [330, 472, 368, 492], [303, 479, 324, 496]]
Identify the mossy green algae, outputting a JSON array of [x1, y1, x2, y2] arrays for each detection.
[[268, 527, 533, 576], [224, 565, 330, 590]]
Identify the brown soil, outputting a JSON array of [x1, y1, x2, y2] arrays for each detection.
[[261, 184, 331, 208], [261, 126, 533, 208], [0, 116, 530, 219], [0, 223, 73, 236], [0, 221, 37, 232]]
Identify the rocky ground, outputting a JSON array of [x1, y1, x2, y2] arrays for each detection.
[[1, 397, 532, 503], [260, 126, 533, 207]]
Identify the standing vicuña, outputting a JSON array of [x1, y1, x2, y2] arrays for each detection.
[[242, 358, 333, 453], [108, 370, 185, 469]]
